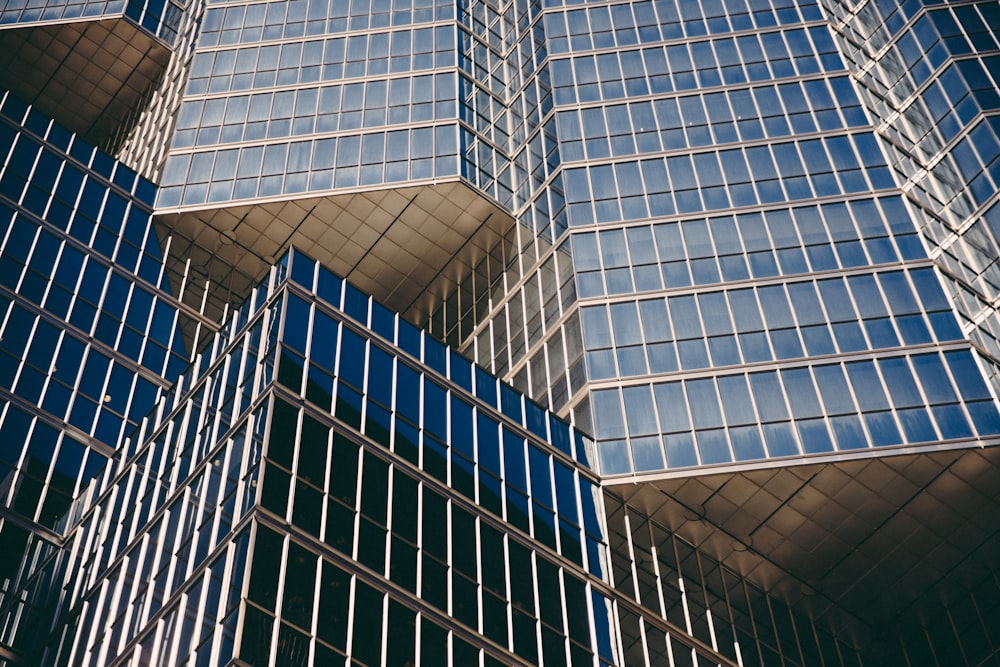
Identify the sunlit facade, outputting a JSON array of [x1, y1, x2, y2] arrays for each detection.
[[1, 0, 1000, 664]]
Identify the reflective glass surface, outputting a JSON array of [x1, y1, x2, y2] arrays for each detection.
[[10, 249, 727, 667]]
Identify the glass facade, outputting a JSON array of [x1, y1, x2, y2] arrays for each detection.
[[157, 0, 462, 208], [507, 0, 1000, 477], [0, 92, 204, 606], [1, 0, 1000, 663], [823, 0, 1000, 390], [3, 249, 748, 667]]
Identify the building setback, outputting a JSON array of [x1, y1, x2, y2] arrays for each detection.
[[0, 0, 999, 664]]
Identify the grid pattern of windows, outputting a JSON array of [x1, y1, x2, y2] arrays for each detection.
[[538, 0, 1000, 481], [591, 349, 1000, 475], [830, 3, 1000, 107], [428, 224, 586, 415], [908, 114, 1000, 229], [63, 429, 259, 666], [160, 0, 566, 219], [281, 249, 592, 462], [0, 216, 187, 378], [273, 295, 605, 574], [556, 75, 868, 161], [823, 0, 1000, 397], [6, 0, 1000, 663], [196, 0, 455, 48], [238, 521, 599, 667], [580, 267, 963, 378], [550, 25, 843, 106], [159, 0, 530, 210], [563, 133, 895, 226], [457, 24, 507, 98], [881, 56, 1000, 165], [15, 276, 277, 664], [185, 25, 457, 95], [6, 249, 732, 667], [0, 96, 197, 484], [0, 296, 164, 448], [173, 72, 457, 149], [0, 94, 212, 664], [571, 197, 926, 298], [543, 0, 825, 53], [0, 403, 102, 530], [159, 0, 476, 211], [461, 245, 576, 381], [254, 399, 605, 666], [0, 94, 193, 361], [159, 124, 460, 206]]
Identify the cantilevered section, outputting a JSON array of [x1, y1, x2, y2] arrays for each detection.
[[155, 181, 515, 329], [0, 20, 170, 151], [606, 443, 1000, 654], [0, 0, 182, 151]]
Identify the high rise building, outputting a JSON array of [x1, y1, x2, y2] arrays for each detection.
[[0, 0, 999, 663]]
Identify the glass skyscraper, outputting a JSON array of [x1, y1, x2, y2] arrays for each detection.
[[1, 0, 1000, 663]]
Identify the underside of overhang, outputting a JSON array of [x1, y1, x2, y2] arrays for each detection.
[[0, 18, 169, 152], [154, 180, 515, 344], [605, 443, 1000, 649]]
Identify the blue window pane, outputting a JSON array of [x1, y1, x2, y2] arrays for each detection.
[[622, 385, 657, 435], [770, 329, 803, 358], [708, 335, 741, 366], [878, 358, 924, 409], [587, 350, 616, 380], [864, 318, 899, 348], [896, 315, 932, 345], [477, 413, 501, 475], [846, 361, 889, 411], [337, 328, 366, 390], [718, 375, 756, 425], [897, 407, 937, 443], [653, 382, 691, 433], [945, 351, 992, 401], [832, 321, 867, 352], [283, 294, 311, 354], [552, 460, 579, 523], [610, 303, 642, 346], [730, 426, 766, 461], [782, 368, 822, 418], [739, 332, 771, 362], [797, 418, 833, 453], [968, 401, 1000, 436], [696, 429, 731, 464], [813, 364, 855, 414], [762, 422, 799, 457], [475, 367, 498, 408], [581, 306, 612, 348], [749, 371, 787, 421], [865, 412, 902, 446], [663, 433, 698, 468], [911, 354, 958, 404], [591, 389, 625, 438], [831, 415, 868, 450], [502, 428, 527, 490], [528, 445, 553, 507], [500, 383, 523, 424], [686, 378, 723, 429], [598, 439, 630, 474], [930, 404, 973, 440], [647, 342, 678, 373], [630, 436, 664, 472]]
